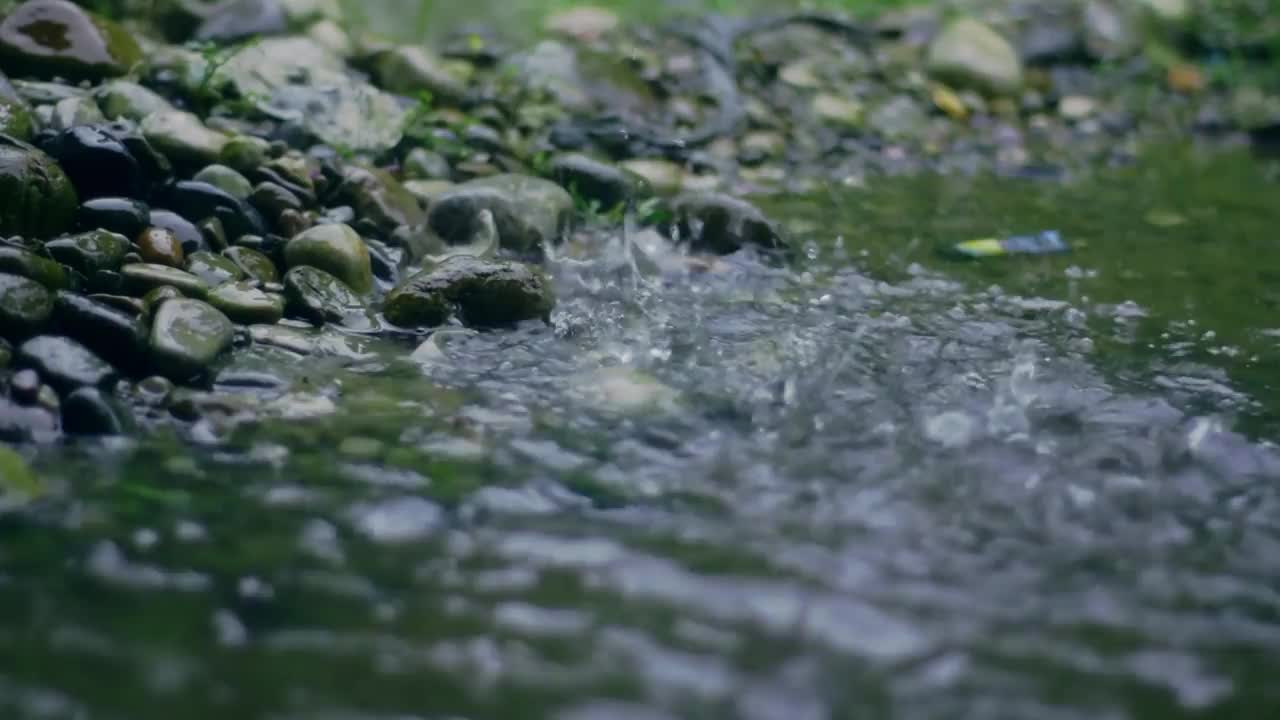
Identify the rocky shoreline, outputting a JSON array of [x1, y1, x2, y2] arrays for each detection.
[[0, 0, 1273, 443]]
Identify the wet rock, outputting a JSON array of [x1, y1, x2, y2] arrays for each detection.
[[619, 159, 684, 195], [0, 93, 33, 140], [927, 19, 1023, 96], [670, 193, 786, 255], [16, 334, 115, 391], [0, 245, 68, 289], [121, 263, 209, 299], [148, 209, 205, 255], [223, 245, 279, 284], [196, 0, 288, 42], [0, 0, 142, 81], [550, 153, 635, 209], [402, 147, 451, 181], [137, 227, 185, 268], [52, 291, 148, 370], [370, 45, 470, 104], [78, 197, 149, 239], [427, 174, 572, 254], [94, 80, 174, 122], [218, 36, 407, 154], [336, 166, 424, 238], [160, 180, 266, 241], [0, 396, 57, 442], [208, 280, 284, 325], [284, 223, 372, 294], [1084, 0, 1140, 61], [385, 255, 554, 328], [282, 265, 376, 330], [44, 229, 129, 275], [141, 110, 228, 168], [62, 386, 130, 436], [545, 6, 619, 42], [194, 164, 253, 201], [185, 250, 243, 287], [141, 285, 183, 311], [149, 298, 233, 380], [48, 95, 104, 132], [220, 135, 271, 175], [40, 125, 143, 200], [0, 272, 53, 337], [198, 216, 228, 252], [0, 135, 78, 238], [249, 181, 302, 223]]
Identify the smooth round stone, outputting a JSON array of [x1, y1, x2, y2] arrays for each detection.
[[282, 266, 376, 331], [185, 250, 243, 287], [121, 263, 209, 299], [0, 272, 53, 337], [62, 387, 131, 436], [148, 209, 205, 255], [0, 246, 68, 290], [52, 291, 148, 371], [337, 166, 425, 237], [194, 164, 254, 201], [93, 80, 173, 121], [137, 227, 185, 268], [426, 174, 573, 254], [249, 181, 302, 218], [219, 135, 271, 174], [670, 192, 786, 255], [198, 216, 228, 252], [223, 246, 279, 284], [0, 0, 142, 81], [141, 110, 228, 168], [9, 368, 41, 404], [160, 180, 266, 241], [40, 125, 143, 200], [283, 223, 372, 294], [78, 197, 149, 238], [384, 255, 554, 328], [44, 229, 130, 275], [149, 298, 234, 380], [0, 135, 79, 239], [16, 335, 116, 391], [208, 281, 284, 325], [550, 153, 635, 209]]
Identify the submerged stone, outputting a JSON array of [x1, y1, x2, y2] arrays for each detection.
[[927, 19, 1023, 96], [384, 255, 554, 328], [149, 298, 234, 380], [427, 174, 572, 254], [16, 334, 116, 391], [282, 266, 375, 330], [0, 0, 142, 81], [284, 223, 372, 294], [0, 134, 78, 238], [0, 271, 52, 338]]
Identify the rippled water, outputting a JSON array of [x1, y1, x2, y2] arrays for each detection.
[[4, 146, 1280, 719]]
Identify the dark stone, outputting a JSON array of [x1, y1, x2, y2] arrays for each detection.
[[249, 181, 302, 220], [223, 245, 278, 284], [78, 197, 150, 238], [384, 255, 554, 328], [39, 125, 143, 200], [0, 134, 78, 239], [248, 165, 316, 207], [0, 271, 53, 337], [160, 180, 266, 241], [16, 334, 116, 392], [282, 265, 377, 331], [0, 245, 68, 289], [195, 0, 287, 43], [550, 153, 635, 209], [147, 209, 206, 255], [136, 226, 185, 268], [62, 387, 131, 435], [0, 0, 142, 82], [54, 291, 148, 373], [44, 229, 130, 275], [198, 216, 228, 251], [148, 297, 234, 380], [670, 192, 787, 255]]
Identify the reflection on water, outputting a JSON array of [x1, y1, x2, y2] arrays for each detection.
[[3, 148, 1280, 719]]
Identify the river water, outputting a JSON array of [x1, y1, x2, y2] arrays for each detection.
[[3, 146, 1280, 719]]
